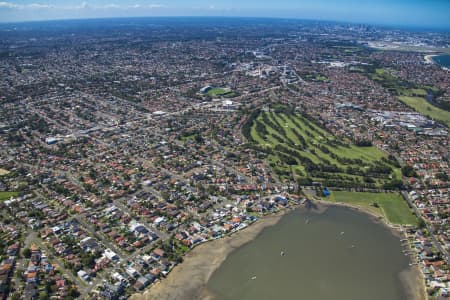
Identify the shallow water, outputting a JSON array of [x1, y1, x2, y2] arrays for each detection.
[[207, 206, 410, 300]]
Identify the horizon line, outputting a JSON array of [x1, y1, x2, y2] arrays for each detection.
[[0, 15, 449, 33]]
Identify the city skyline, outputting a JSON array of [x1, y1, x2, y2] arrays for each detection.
[[0, 0, 449, 30]]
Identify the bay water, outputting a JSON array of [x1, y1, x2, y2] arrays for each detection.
[[207, 205, 411, 300]]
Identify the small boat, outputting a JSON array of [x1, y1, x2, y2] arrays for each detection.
[[350, 245, 355, 248], [251, 276, 257, 280], [305, 219, 310, 224], [340, 231, 345, 235], [280, 251, 285, 256]]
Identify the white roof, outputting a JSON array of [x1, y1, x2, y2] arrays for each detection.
[[154, 217, 165, 224], [80, 237, 93, 243], [104, 249, 118, 260]]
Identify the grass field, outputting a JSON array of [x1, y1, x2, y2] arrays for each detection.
[[0, 191, 18, 201], [207, 87, 236, 98], [246, 109, 401, 188], [323, 191, 418, 225], [368, 68, 449, 126], [398, 96, 450, 127], [304, 74, 328, 82]]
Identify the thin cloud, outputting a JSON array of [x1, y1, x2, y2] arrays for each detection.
[[28, 3, 53, 9], [0, 1, 165, 10], [0, 2, 53, 9], [78, 2, 89, 9], [0, 2, 20, 8]]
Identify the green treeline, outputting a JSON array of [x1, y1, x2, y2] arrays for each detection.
[[243, 107, 402, 189]]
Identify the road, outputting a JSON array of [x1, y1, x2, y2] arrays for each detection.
[[401, 191, 450, 264], [74, 215, 127, 261], [29, 233, 87, 290], [12, 229, 35, 291], [11, 83, 289, 297], [112, 198, 169, 241]]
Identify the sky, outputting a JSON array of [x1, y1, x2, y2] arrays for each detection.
[[0, 0, 449, 30]]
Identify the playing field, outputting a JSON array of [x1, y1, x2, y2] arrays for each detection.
[[369, 68, 449, 126], [399, 96, 450, 127], [324, 191, 418, 225], [0, 191, 19, 201], [207, 87, 236, 98]]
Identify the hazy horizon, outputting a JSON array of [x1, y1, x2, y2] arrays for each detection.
[[0, 0, 449, 31]]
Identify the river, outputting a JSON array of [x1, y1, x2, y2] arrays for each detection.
[[207, 205, 414, 300]]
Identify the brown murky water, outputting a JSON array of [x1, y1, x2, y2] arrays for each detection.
[[207, 206, 411, 300]]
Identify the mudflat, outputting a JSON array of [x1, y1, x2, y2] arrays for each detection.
[[129, 213, 284, 300]]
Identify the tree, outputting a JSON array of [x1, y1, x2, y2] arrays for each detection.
[[401, 165, 417, 178], [22, 248, 31, 258], [68, 287, 80, 298], [364, 177, 375, 184], [10, 293, 20, 300], [383, 179, 404, 190], [81, 252, 96, 268], [435, 172, 448, 181], [15, 268, 22, 279], [194, 133, 204, 144], [418, 218, 426, 229], [39, 291, 49, 300], [354, 139, 372, 147]]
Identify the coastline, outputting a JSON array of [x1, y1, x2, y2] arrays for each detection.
[[317, 199, 427, 300], [424, 54, 450, 71], [129, 200, 426, 300], [314, 199, 397, 231], [129, 210, 286, 300], [424, 54, 437, 64]]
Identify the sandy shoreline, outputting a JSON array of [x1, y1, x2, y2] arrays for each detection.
[[130, 201, 426, 300], [425, 54, 449, 71], [315, 200, 395, 229], [424, 54, 437, 64], [400, 264, 427, 300], [129, 211, 286, 300]]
